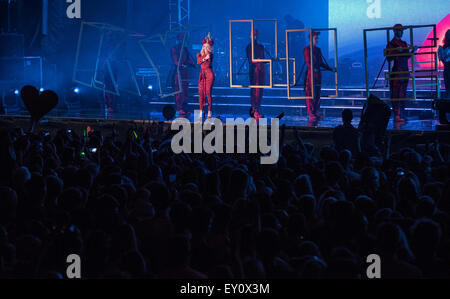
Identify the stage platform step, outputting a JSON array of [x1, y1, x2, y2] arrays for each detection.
[[143, 86, 436, 118], [1, 87, 440, 127]]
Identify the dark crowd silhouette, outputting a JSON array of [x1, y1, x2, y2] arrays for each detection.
[[0, 114, 449, 279]]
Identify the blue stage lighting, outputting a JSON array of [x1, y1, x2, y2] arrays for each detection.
[[74, 87, 80, 94], [40, 88, 44, 92], [147, 85, 153, 90], [14, 89, 19, 95]]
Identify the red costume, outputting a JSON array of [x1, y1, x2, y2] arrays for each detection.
[[197, 37, 215, 114], [171, 35, 193, 115], [386, 35, 411, 119], [104, 71, 116, 114], [304, 40, 332, 118], [246, 30, 265, 117], [103, 59, 120, 116]]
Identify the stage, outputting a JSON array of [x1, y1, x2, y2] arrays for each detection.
[[0, 86, 444, 132], [1, 84, 448, 151]]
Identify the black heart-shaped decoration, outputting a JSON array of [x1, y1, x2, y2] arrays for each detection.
[[20, 86, 58, 120], [20, 85, 39, 116]]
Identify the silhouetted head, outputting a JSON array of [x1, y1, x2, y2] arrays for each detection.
[[230, 168, 249, 196], [256, 228, 281, 259], [376, 222, 404, 255], [120, 250, 147, 277], [415, 196, 436, 218], [294, 174, 313, 197], [396, 175, 420, 202], [411, 218, 442, 259], [342, 109, 353, 124], [244, 258, 266, 279], [361, 167, 381, 193], [444, 29, 450, 47], [339, 150, 352, 169], [166, 235, 191, 268]]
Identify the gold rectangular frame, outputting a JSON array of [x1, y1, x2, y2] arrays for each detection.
[[286, 29, 314, 99], [273, 57, 296, 87], [312, 28, 339, 98], [229, 19, 273, 89], [364, 24, 440, 101], [253, 19, 279, 59]]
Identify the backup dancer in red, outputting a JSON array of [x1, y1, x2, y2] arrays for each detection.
[[385, 24, 417, 122], [246, 29, 265, 121], [171, 33, 194, 117], [197, 33, 215, 121], [303, 32, 335, 120]]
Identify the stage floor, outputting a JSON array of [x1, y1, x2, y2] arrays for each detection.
[[0, 108, 441, 132], [152, 112, 440, 131], [1, 84, 445, 132]]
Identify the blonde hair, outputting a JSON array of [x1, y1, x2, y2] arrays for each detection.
[[201, 43, 212, 56]]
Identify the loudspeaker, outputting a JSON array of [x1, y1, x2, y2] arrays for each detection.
[[432, 99, 450, 125], [358, 94, 391, 132], [0, 33, 24, 57], [358, 94, 392, 154]]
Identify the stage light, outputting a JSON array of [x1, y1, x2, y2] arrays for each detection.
[[40, 88, 44, 92], [14, 89, 19, 95], [147, 85, 153, 90], [74, 87, 80, 94]]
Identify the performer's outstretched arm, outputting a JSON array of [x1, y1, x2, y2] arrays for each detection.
[[319, 48, 333, 71]]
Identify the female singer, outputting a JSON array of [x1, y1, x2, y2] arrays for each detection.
[[197, 33, 215, 121]]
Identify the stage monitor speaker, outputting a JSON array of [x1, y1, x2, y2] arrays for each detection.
[[432, 99, 450, 125], [0, 33, 24, 57], [358, 94, 391, 132], [358, 94, 392, 154]]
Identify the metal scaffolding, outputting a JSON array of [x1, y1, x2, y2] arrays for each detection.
[[169, 0, 191, 31]]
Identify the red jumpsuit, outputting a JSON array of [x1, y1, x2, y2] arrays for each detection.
[[103, 61, 117, 114], [304, 45, 331, 118], [197, 52, 214, 112], [386, 37, 411, 118], [171, 44, 193, 114], [246, 42, 265, 113]]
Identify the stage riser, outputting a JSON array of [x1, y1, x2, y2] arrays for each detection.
[[2, 100, 432, 119], [186, 86, 440, 98], [144, 102, 434, 118], [179, 96, 433, 108]]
